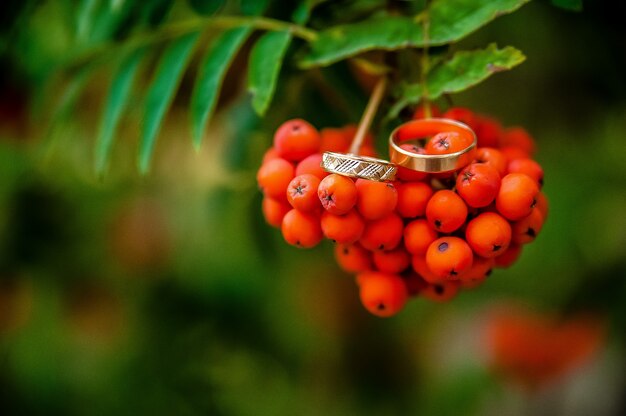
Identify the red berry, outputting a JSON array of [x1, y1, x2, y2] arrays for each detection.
[[321, 209, 365, 244], [357, 272, 408, 317], [257, 158, 295, 200], [426, 190, 468, 233], [396, 181, 433, 218], [274, 119, 321, 162], [500, 127, 536, 156], [456, 163, 501, 208], [262, 196, 291, 228], [426, 236, 473, 280], [475, 147, 507, 177], [425, 131, 473, 155], [373, 247, 411, 274], [356, 179, 398, 220], [511, 209, 544, 245], [404, 219, 438, 256], [334, 243, 372, 273], [296, 153, 328, 180], [474, 116, 502, 148], [281, 209, 323, 248], [465, 212, 512, 258], [496, 173, 539, 221], [286, 174, 321, 212], [507, 158, 543, 187], [318, 174, 358, 215], [359, 212, 404, 251]]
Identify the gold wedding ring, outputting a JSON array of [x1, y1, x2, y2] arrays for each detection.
[[389, 118, 477, 173], [321, 151, 397, 182]]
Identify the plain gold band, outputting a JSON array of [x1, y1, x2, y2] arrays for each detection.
[[321, 151, 397, 182], [389, 118, 477, 173]]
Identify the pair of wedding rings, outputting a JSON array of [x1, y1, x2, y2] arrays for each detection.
[[321, 118, 477, 182]]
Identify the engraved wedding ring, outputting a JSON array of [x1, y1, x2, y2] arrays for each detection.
[[389, 118, 477, 173], [321, 152, 397, 182]]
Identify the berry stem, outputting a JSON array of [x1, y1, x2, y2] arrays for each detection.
[[348, 77, 388, 155]]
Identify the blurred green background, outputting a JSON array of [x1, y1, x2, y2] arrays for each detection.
[[1, 0, 625, 415]]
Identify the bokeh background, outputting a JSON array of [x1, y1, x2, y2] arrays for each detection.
[[1, 0, 625, 415]]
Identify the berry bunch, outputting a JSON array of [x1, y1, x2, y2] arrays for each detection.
[[257, 108, 547, 318]]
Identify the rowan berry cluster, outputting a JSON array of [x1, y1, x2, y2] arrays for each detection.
[[257, 107, 547, 318]]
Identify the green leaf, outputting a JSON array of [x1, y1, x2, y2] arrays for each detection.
[[551, 0, 582, 11], [139, 32, 199, 174], [390, 44, 525, 118], [240, 0, 271, 15], [299, 0, 530, 68], [190, 28, 251, 148], [425, 44, 525, 98], [188, 0, 225, 15], [248, 30, 292, 116], [94, 48, 145, 176]]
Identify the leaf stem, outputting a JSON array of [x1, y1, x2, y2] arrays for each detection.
[[65, 15, 317, 71], [348, 77, 387, 155]]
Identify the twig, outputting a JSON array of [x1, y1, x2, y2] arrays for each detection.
[[348, 77, 388, 155]]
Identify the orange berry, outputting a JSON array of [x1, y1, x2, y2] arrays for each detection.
[[321, 209, 365, 244], [281, 209, 322, 248], [318, 174, 357, 215], [396, 144, 429, 181], [500, 127, 536, 156], [456, 163, 501, 208], [286, 174, 321, 212], [320, 127, 350, 153], [373, 247, 411, 274], [511, 209, 544, 245], [507, 158, 544, 187], [475, 147, 507, 177], [425, 131, 473, 155], [262, 147, 280, 164], [404, 219, 438, 256], [355, 179, 398, 220], [442, 107, 476, 129], [356, 272, 408, 317], [426, 190, 468, 233], [359, 212, 403, 251], [396, 181, 433, 218], [334, 243, 372, 273], [500, 146, 529, 162], [262, 196, 291, 228], [474, 116, 502, 148], [420, 280, 459, 302], [496, 173, 540, 221], [257, 158, 295, 199], [465, 212, 512, 258], [411, 255, 444, 284], [495, 244, 522, 268], [459, 256, 495, 288], [295, 153, 328, 180], [426, 236, 473, 279], [274, 119, 321, 162]]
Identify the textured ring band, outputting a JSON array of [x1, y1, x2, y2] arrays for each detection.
[[321, 151, 397, 182], [389, 118, 477, 173]]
